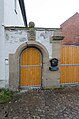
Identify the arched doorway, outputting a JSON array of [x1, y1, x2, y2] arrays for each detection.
[[9, 42, 49, 90], [20, 47, 42, 88]]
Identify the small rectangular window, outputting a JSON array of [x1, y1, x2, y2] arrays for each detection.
[[14, 0, 17, 14]]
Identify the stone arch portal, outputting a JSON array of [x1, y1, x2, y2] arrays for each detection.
[[9, 41, 49, 90]]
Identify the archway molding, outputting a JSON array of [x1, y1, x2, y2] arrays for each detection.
[[9, 41, 49, 90]]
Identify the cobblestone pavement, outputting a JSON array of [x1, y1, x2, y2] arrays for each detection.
[[0, 87, 79, 119]]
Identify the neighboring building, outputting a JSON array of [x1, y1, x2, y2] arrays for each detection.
[[0, 0, 27, 26], [60, 12, 79, 45], [0, 0, 27, 89], [60, 13, 79, 85]]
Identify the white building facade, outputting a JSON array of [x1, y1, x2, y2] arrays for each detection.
[[0, 0, 27, 88]]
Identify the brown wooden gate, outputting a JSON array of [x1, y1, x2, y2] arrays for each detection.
[[20, 47, 42, 87], [60, 45, 79, 84]]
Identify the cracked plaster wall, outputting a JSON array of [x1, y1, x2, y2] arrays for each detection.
[[4, 28, 54, 88]]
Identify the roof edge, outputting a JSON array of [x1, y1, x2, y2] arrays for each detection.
[[60, 12, 79, 27], [18, 0, 27, 27]]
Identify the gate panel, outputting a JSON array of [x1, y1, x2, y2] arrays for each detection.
[[20, 47, 42, 87], [60, 46, 79, 84]]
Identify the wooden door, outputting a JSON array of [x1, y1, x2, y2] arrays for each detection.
[[60, 46, 79, 84], [20, 47, 42, 87]]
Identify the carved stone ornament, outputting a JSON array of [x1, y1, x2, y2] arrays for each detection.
[[27, 22, 36, 41]]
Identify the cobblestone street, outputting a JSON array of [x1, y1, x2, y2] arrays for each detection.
[[0, 87, 79, 119]]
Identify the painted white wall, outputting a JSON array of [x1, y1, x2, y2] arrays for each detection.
[[4, 0, 24, 26], [5, 29, 28, 58], [5, 29, 53, 59], [0, 0, 6, 88], [0, 27, 6, 88], [0, 0, 4, 25], [36, 30, 54, 58], [0, 0, 25, 88], [4, 28, 54, 88]]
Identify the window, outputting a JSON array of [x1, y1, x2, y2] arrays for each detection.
[[14, 0, 17, 14]]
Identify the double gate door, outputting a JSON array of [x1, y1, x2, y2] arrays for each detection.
[[20, 47, 42, 87], [60, 46, 79, 84]]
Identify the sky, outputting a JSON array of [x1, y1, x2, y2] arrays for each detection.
[[24, 0, 79, 28]]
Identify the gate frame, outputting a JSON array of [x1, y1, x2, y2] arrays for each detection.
[[9, 41, 49, 90]]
